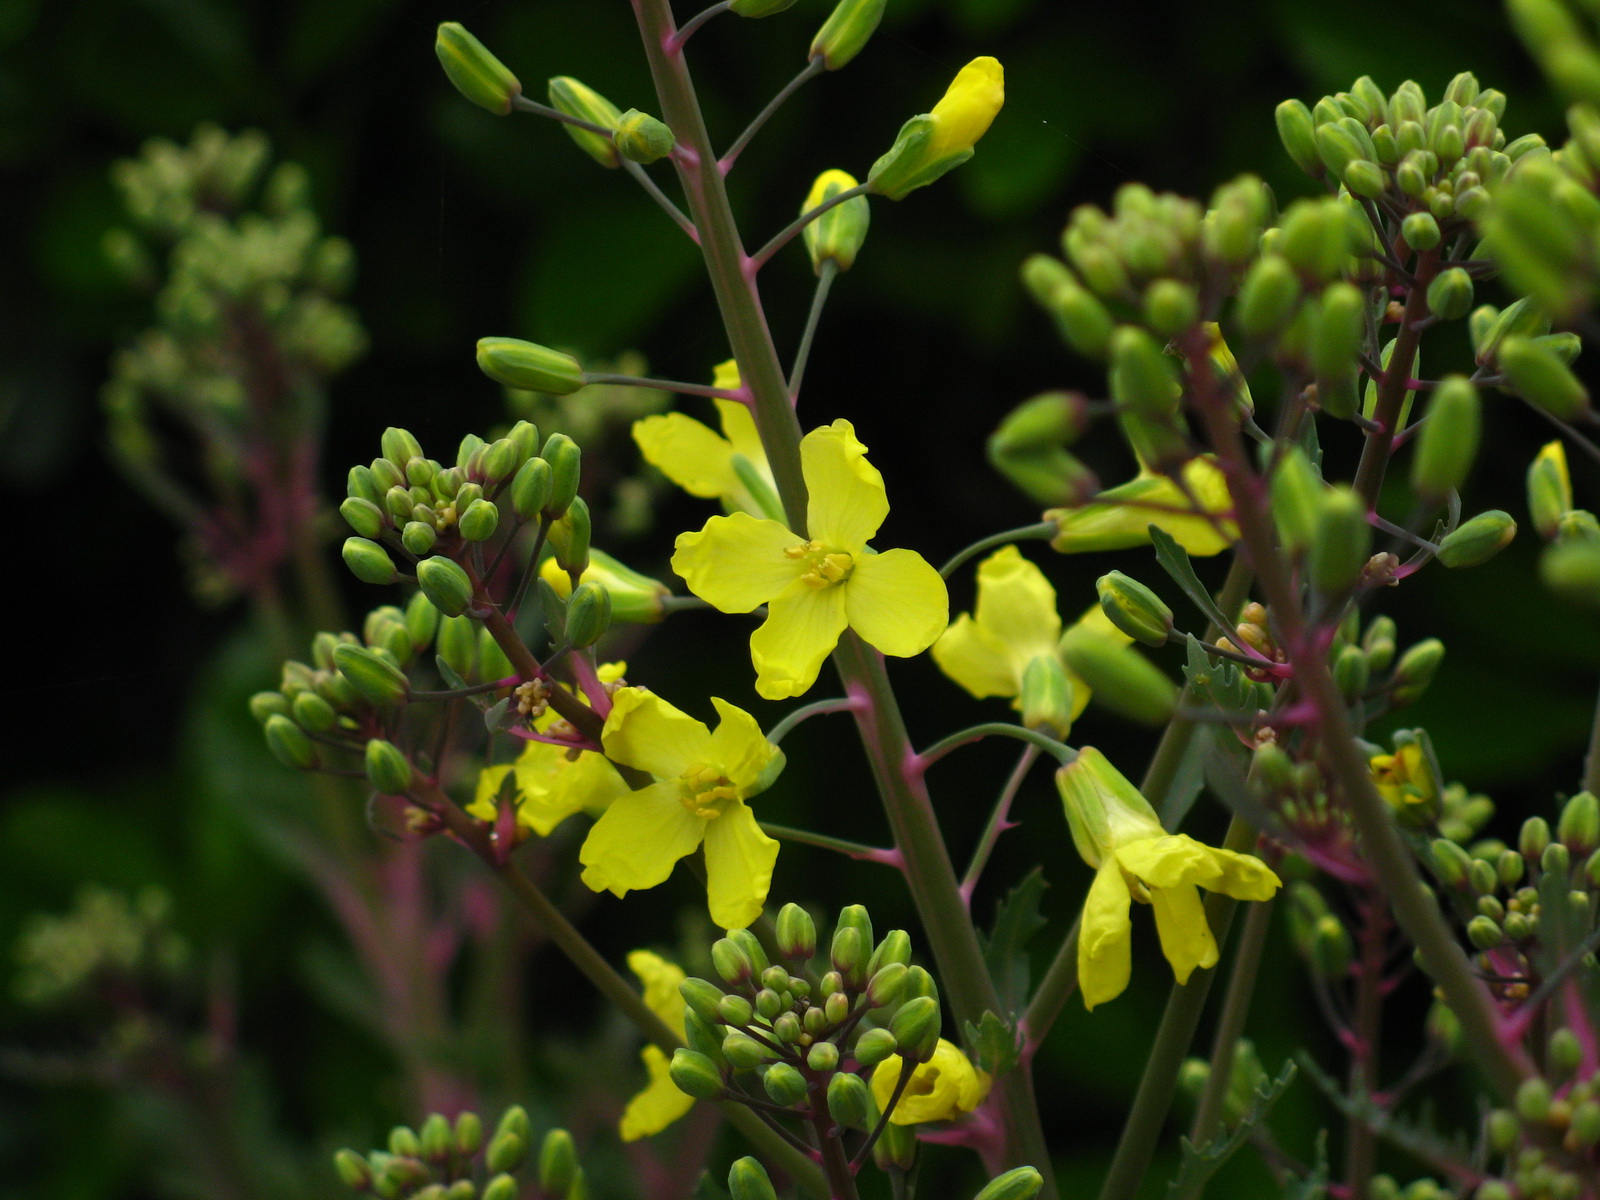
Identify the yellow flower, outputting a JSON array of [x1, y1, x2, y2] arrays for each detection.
[[1058, 748, 1281, 1010], [933, 546, 1156, 737], [619, 949, 695, 1141], [869, 1039, 991, 1125], [926, 57, 1005, 160], [579, 687, 782, 928], [1369, 732, 1441, 826], [632, 361, 783, 520], [468, 662, 630, 835], [1047, 455, 1237, 556], [673, 419, 949, 700], [539, 549, 670, 623]]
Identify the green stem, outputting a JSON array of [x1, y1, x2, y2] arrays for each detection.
[[722, 56, 825, 170], [939, 522, 1059, 579], [1188, 896, 1275, 1144], [1350, 251, 1437, 505], [767, 696, 858, 745], [415, 780, 830, 1197], [961, 746, 1040, 905], [1582, 675, 1600, 796], [582, 372, 736, 399], [1345, 895, 1387, 1200], [1095, 816, 1258, 1200], [620, 159, 698, 240], [760, 822, 901, 867], [789, 259, 838, 399], [918, 723, 1075, 769], [751, 183, 873, 271]]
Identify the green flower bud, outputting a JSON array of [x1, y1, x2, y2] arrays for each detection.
[[454, 1111, 483, 1157], [343, 537, 399, 586], [1411, 376, 1480, 500], [836, 903, 873, 950], [348, 464, 385, 506], [1560, 791, 1600, 855], [1143, 279, 1200, 337], [494, 1105, 531, 1145], [772, 1011, 803, 1043], [827, 1070, 873, 1128], [1311, 913, 1353, 977], [1343, 158, 1386, 198], [1011, 654, 1074, 738], [1391, 638, 1444, 707], [810, 0, 887, 70], [334, 643, 410, 707], [755, 988, 782, 1020], [1401, 210, 1441, 250], [718, 993, 755, 1026], [760, 965, 790, 992], [458, 498, 500, 543], [1058, 624, 1178, 725], [712, 937, 754, 986], [802, 169, 870, 273], [722, 1030, 768, 1070], [1307, 485, 1370, 594], [369, 457, 405, 493], [680, 977, 725, 1024], [436, 23, 521, 116], [291, 691, 337, 733], [867, 962, 907, 1008], [730, 930, 769, 973], [547, 76, 623, 168], [854, 1026, 897, 1066], [481, 1175, 516, 1200], [1430, 836, 1473, 888], [1437, 510, 1516, 568], [1520, 816, 1553, 862], [265, 714, 318, 769], [831, 925, 866, 988], [1545, 840, 1572, 877], [1541, 539, 1600, 607], [364, 739, 415, 795], [1236, 255, 1301, 339], [824, 990, 850, 1023], [536, 1130, 577, 1197], [1571, 1099, 1600, 1147], [406, 455, 438, 490], [340, 497, 386, 540], [1314, 121, 1366, 178], [562, 582, 611, 649], [776, 903, 817, 960], [1467, 914, 1505, 950], [1500, 335, 1591, 420], [763, 1061, 808, 1106], [542, 434, 582, 517], [888, 995, 940, 1062], [669, 1047, 727, 1096], [729, 1157, 778, 1200], [385, 486, 415, 522], [381, 428, 423, 466], [403, 521, 439, 557], [1096, 571, 1173, 646], [614, 109, 674, 164], [476, 337, 585, 396], [973, 1167, 1045, 1200], [250, 691, 291, 724], [334, 1148, 371, 1189], [1425, 266, 1474, 321], [1517, 1077, 1553, 1124], [1269, 445, 1323, 556], [868, 929, 912, 974], [479, 438, 518, 485], [807, 1041, 841, 1073], [417, 556, 474, 618], [1311, 281, 1366, 388], [419, 1114, 451, 1163], [1332, 644, 1370, 701], [509, 457, 553, 522], [1022, 257, 1114, 360], [1276, 99, 1323, 176], [1109, 326, 1180, 421]]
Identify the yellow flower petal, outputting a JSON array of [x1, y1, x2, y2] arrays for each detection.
[[633, 413, 738, 499], [702, 801, 779, 930], [870, 1040, 989, 1125], [750, 578, 850, 700], [1079, 861, 1133, 1010], [973, 546, 1060, 667], [1050, 457, 1237, 556], [716, 399, 767, 467], [619, 1045, 696, 1141], [628, 949, 688, 1037], [514, 746, 627, 836], [801, 420, 888, 552], [1114, 834, 1225, 891], [467, 764, 514, 822], [1068, 602, 1135, 648], [1149, 882, 1218, 985], [931, 613, 1021, 698], [579, 781, 705, 897], [673, 512, 806, 613], [601, 688, 713, 779], [844, 548, 949, 657], [708, 697, 779, 794], [926, 56, 1004, 160], [1198, 845, 1282, 902]]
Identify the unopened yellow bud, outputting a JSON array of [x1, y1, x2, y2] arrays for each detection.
[[867, 58, 1004, 201], [435, 23, 521, 116], [802, 169, 870, 273]]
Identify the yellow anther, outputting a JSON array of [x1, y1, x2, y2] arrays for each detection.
[[799, 549, 855, 590], [678, 764, 738, 819], [784, 540, 823, 559]]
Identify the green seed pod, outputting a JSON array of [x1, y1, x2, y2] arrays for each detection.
[[458, 498, 500, 543], [802, 169, 870, 274], [1437, 510, 1516, 568], [1391, 638, 1444, 707], [1411, 375, 1480, 500], [973, 1167, 1045, 1200], [1143, 279, 1200, 337], [476, 337, 585, 396], [827, 1071, 873, 1128], [343, 537, 399, 586], [537, 1130, 578, 1196], [728, 1157, 779, 1200], [563, 582, 611, 649], [809, 0, 886, 70], [613, 109, 674, 164], [775, 902, 817, 961], [1307, 485, 1370, 594], [547, 76, 623, 168], [417, 556, 474, 618], [1401, 210, 1441, 250], [854, 1026, 897, 1066], [1096, 571, 1173, 646], [454, 1111, 483, 1157], [435, 23, 521, 116], [888, 995, 940, 1062], [711, 937, 754, 986], [482, 1175, 517, 1200], [333, 1148, 371, 1189], [1058, 625, 1178, 725], [1499, 335, 1591, 420], [334, 643, 410, 707], [340, 497, 386, 540], [807, 1041, 840, 1072], [364, 739, 415, 795], [1236, 255, 1301, 339], [1560, 791, 1600, 855], [868, 929, 912, 974], [1276, 99, 1323, 176], [265, 714, 318, 769], [542, 434, 582, 517]]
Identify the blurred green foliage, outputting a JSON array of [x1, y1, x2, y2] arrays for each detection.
[[0, 0, 1590, 1196]]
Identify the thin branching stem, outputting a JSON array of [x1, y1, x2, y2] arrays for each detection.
[[722, 56, 825, 171], [750, 183, 872, 270], [621, 159, 699, 240], [788, 259, 838, 399]]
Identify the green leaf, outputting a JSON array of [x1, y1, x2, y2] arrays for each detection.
[[1296, 1053, 1476, 1179], [1149, 524, 1233, 633], [1164, 1059, 1297, 1200], [979, 866, 1049, 1014], [962, 1010, 1021, 1076]]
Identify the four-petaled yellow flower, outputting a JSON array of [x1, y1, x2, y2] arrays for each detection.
[[926, 57, 1005, 160], [1058, 747, 1281, 1010], [580, 686, 782, 929], [468, 662, 629, 834], [869, 1039, 991, 1125], [632, 361, 783, 520], [673, 420, 949, 700], [1369, 731, 1441, 827], [1047, 455, 1238, 555], [619, 949, 695, 1141]]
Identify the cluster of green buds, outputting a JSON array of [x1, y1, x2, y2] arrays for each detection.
[[669, 904, 942, 1172], [100, 125, 365, 602], [13, 886, 187, 1007], [333, 1106, 586, 1200], [1524, 439, 1600, 609]]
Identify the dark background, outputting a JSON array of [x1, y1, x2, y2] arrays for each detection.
[[0, 0, 1593, 1196]]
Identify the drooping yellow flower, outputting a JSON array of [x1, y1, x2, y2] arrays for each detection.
[[1048, 455, 1238, 555], [468, 662, 630, 834], [579, 687, 781, 928], [925, 57, 1005, 160], [1058, 747, 1281, 1010], [869, 1039, 991, 1125], [619, 949, 695, 1141], [673, 420, 949, 700], [632, 361, 783, 520]]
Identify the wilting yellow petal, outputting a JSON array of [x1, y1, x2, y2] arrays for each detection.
[[1079, 861, 1133, 1010], [1148, 882, 1218, 985], [931, 614, 1020, 698]]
